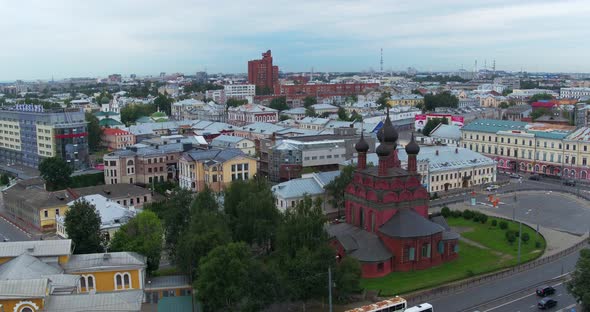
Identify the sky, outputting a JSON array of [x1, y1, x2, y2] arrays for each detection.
[[1, 0, 590, 80]]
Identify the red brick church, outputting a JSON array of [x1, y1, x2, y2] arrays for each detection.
[[328, 112, 459, 278]]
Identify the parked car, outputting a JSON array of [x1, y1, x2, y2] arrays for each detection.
[[537, 298, 557, 309], [486, 185, 500, 192], [536, 285, 555, 297], [563, 179, 576, 186], [529, 174, 541, 181], [509, 173, 521, 179]]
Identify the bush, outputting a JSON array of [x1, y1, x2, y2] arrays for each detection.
[[463, 209, 473, 220], [505, 231, 517, 244], [70, 172, 105, 188], [431, 192, 439, 200], [491, 219, 498, 227], [521, 232, 530, 244], [441, 206, 451, 218], [535, 241, 542, 248], [451, 210, 463, 218], [479, 214, 488, 224], [499, 221, 508, 230]]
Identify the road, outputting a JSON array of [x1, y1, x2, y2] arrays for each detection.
[[484, 283, 578, 312], [429, 250, 582, 311]]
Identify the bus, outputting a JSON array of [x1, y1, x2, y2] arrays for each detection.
[[345, 297, 407, 312], [404, 303, 433, 312]]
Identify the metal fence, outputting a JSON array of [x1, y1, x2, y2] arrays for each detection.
[[401, 237, 589, 306]]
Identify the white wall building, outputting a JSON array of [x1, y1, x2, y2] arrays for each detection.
[[224, 84, 255, 103], [560, 87, 590, 99]]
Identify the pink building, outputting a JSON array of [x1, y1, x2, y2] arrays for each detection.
[[227, 104, 278, 126], [101, 128, 136, 151]]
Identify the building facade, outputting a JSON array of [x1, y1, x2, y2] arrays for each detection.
[[278, 83, 379, 97], [387, 94, 424, 107], [248, 50, 279, 94], [560, 87, 590, 99], [101, 128, 136, 151], [224, 84, 255, 102], [0, 106, 88, 170], [227, 104, 279, 126]]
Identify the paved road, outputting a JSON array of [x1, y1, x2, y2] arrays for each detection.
[[429, 250, 583, 311], [484, 283, 578, 312]]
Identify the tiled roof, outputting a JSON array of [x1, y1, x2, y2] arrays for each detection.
[[63, 252, 146, 273], [327, 223, 392, 262], [0, 240, 72, 258]]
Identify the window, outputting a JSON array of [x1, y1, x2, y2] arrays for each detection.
[[231, 164, 236, 171], [237, 164, 242, 171], [421, 243, 431, 258], [115, 272, 132, 290], [212, 174, 218, 182], [115, 275, 122, 289], [55, 208, 60, 216], [87, 275, 94, 289], [377, 262, 384, 272], [244, 163, 248, 170], [123, 274, 130, 288], [44, 210, 48, 218], [408, 247, 415, 261], [21, 308, 33, 312]]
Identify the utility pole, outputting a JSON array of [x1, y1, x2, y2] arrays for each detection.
[[328, 266, 333, 312]]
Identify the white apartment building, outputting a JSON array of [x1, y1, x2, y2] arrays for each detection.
[[560, 87, 590, 99], [224, 84, 255, 103]]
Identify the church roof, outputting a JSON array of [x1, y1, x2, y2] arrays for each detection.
[[0, 253, 62, 280], [327, 223, 392, 262], [379, 209, 444, 238]]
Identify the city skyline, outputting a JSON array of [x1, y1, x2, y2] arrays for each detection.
[[2, 0, 590, 81]]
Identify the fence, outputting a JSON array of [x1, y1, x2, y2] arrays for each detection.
[[401, 237, 589, 306]]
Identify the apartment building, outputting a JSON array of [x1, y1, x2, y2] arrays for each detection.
[[227, 104, 279, 126], [101, 128, 136, 151], [0, 105, 88, 169], [460, 119, 590, 179], [178, 148, 258, 192], [224, 84, 255, 102], [210, 135, 256, 156], [560, 87, 590, 99], [387, 94, 424, 107]]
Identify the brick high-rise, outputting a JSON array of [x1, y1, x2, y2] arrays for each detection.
[[248, 50, 279, 94]]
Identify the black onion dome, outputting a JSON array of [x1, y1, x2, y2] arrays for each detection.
[[405, 134, 420, 155], [376, 143, 391, 157], [382, 112, 398, 144], [355, 132, 369, 153], [377, 126, 384, 142]]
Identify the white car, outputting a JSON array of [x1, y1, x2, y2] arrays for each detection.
[[486, 185, 500, 192]]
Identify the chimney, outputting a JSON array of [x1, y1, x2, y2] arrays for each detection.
[[436, 150, 439, 156]]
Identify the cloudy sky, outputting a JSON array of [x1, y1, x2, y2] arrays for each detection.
[[1, 0, 589, 80]]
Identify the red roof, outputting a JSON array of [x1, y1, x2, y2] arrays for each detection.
[[102, 127, 131, 136], [531, 101, 556, 109]]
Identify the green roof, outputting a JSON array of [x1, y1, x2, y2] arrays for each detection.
[[98, 118, 123, 126], [157, 296, 199, 312], [136, 116, 154, 123], [151, 111, 167, 117], [94, 111, 111, 117], [462, 119, 528, 133], [529, 131, 570, 140]]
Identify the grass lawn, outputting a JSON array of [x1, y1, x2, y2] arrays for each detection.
[[361, 216, 546, 296], [447, 216, 546, 264]]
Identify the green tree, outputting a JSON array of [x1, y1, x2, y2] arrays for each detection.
[[305, 106, 317, 117], [505, 230, 516, 244], [350, 110, 363, 122], [338, 107, 350, 121], [530, 108, 550, 121], [502, 89, 513, 96], [145, 189, 193, 258], [520, 80, 539, 89], [85, 112, 103, 152], [335, 256, 362, 299], [499, 102, 509, 109], [0, 174, 9, 186], [567, 249, 590, 312], [120, 103, 157, 125], [224, 178, 279, 250], [325, 165, 355, 218], [520, 232, 530, 244], [226, 98, 248, 108], [303, 96, 317, 108], [65, 199, 104, 254], [39, 157, 72, 190], [441, 206, 451, 218], [109, 210, 163, 272], [422, 117, 448, 136], [269, 96, 289, 111], [154, 94, 173, 115], [376, 92, 391, 109], [423, 92, 459, 111], [196, 242, 279, 312], [529, 93, 554, 103]]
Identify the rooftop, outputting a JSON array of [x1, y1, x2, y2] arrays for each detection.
[[145, 275, 191, 290], [63, 195, 135, 229], [72, 184, 151, 199], [0, 278, 48, 299], [183, 148, 247, 163], [0, 253, 62, 280], [0, 239, 72, 258], [429, 124, 461, 140], [63, 252, 146, 273], [379, 209, 445, 238], [327, 222, 392, 262], [210, 134, 248, 145], [44, 289, 144, 312], [462, 119, 528, 133]]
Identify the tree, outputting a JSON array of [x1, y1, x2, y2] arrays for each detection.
[[441, 206, 451, 218], [226, 98, 248, 108], [520, 80, 539, 89], [269, 96, 289, 111], [325, 165, 355, 218], [39, 157, 72, 191], [85, 112, 103, 152], [567, 249, 590, 312], [530, 108, 550, 121], [502, 89, 513, 96], [529, 93, 554, 103], [154, 94, 173, 115], [422, 118, 448, 136], [505, 230, 517, 244], [196, 242, 279, 311], [423, 92, 459, 111], [145, 189, 193, 258], [335, 257, 362, 299], [337, 107, 350, 121], [499, 102, 509, 109], [65, 199, 104, 254], [350, 110, 363, 122], [224, 178, 279, 250], [109, 210, 163, 272], [0, 174, 9, 186], [520, 232, 530, 244], [120, 103, 157, 125], [305, 106, 317, 117], [376, 92, 391, 109], [303, 96, 317, 108]]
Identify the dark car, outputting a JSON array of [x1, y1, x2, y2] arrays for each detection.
[[536, 285, 555, 297], [563, 179, 576, 186], [529, 174, 541, 181], [537, 298, 557, 309]]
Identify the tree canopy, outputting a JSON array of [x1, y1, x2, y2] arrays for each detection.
[[423, 92, 459, 111], [65, 199, 104, 254], [109, 210, 163, 272], [529, 93, 554, 103], [120, 103, 157, 125], [422, 117, 448, 136], [530, 108, 550, 121], [567, 248, 590, 312], [305, 106, 317, 117], [85, 112, 102, 152], [303, 96, 317, 108], [226, 98, 248, 108], [269, 96, 289, 111], [376, 91, 391, 109], [154, 94, 173, 115], [335, 256, 362, 300], [325, 165, 355, 218], [39, 157, 72, 191]]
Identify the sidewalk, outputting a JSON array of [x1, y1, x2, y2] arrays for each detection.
[[437, 202, 588, 258]]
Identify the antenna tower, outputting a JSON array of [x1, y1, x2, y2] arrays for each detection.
[[492, 59, 496, 74], [380, 48, 384, 73]]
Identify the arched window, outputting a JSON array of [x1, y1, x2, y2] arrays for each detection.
[[571, 170, 576, 178], [21, 308, 33, 312], [115, 274, 123, 290], [127, 159, 134, 166], [582, 171, 587, 179], [80, 276, 86, 289], [87, 275, 95, 289], [123, 274, 131, 288]]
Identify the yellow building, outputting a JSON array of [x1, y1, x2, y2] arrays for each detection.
[[178, 148, 258, 192], [387, 94, 424, 107]]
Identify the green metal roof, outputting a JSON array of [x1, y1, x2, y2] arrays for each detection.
[[98, 118, 123, 126], [462, 119, 528, 133], [529, 131, 570, 140], [157, 296, 199, 312]]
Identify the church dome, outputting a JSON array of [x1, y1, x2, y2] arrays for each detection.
[[405, 134, 420, 155], [355, 133, 369, 153], [376, 143, 391, 157], [382, 114, 398, 144]]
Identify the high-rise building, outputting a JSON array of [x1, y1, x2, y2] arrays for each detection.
[[248, 50, 279, 94], [0, 105, 89, 170]]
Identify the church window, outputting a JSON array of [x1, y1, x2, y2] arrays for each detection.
[[408, 247, 415, 261], [370, 213, 376, 232], [421, 243, 431, 258], [438, 241, 444, 254], [377, 262, 384, 272]]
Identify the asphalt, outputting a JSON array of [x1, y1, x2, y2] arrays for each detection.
[[483, 283, 579, 312]]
